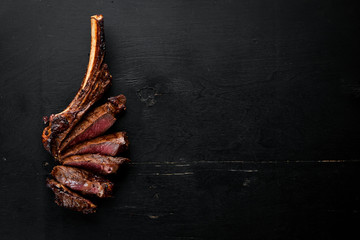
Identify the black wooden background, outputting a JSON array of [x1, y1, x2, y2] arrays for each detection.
[[1, 0, 360, 239]]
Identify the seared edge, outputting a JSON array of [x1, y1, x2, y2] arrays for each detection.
[[46, 178, 97, 214], [62, 154, 130, 175], [51, 165, 114, 198]]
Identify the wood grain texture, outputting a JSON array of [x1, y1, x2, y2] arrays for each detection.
[[0, 0, 360, 239]]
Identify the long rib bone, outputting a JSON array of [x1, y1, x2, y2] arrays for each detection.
[[42, 15, 111, 159]]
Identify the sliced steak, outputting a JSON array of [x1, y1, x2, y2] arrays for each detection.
[[61, 132, 129, 158], [47, 178, 97, 214], [62, 154, 130, 175], [51, 165, 113, 198], [42, 15, 111, 159], [59, 94, 126, 152]]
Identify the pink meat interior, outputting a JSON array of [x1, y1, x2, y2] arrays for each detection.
[[66, 180, 102, 196], [70, 114, 116, 146], [76, 142, 120, 156], [64, 160, 116, 174]]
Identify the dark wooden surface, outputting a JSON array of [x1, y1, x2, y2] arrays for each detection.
[[1, 0, 360, 239]]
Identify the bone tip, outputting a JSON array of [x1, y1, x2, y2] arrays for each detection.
[[91, 14, 104, 21]]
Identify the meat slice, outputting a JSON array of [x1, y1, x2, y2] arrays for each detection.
[[52, 165, 113, 198], [61, 132, 129, 159], [62, 154, 130, 175], [42, 15, 111, 159], [59, 95, 126, 152], [46, 178, 97, 214]]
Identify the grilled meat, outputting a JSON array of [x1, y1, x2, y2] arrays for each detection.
[[51, 165, 114, 198], [62, 154, 130, 175], [51, 165, 113, 198], [42, 15, 111, 159], [59, 95, 126, 152], [47, 178, 97, 214], [44, 15, 131, 214], [61, 132, 129, 159]]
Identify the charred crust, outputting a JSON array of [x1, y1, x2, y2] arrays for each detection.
[[51, 166, 113, 198], [51, 115, 70, 134], [108, 94, 127, 113], [123, 132, 129, 148], [43, 116, 49, 125], [46, 178, 97, 214], [42, 126, 52, 153]]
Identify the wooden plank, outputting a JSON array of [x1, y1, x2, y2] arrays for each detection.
[[0, 0, 359, 239]]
